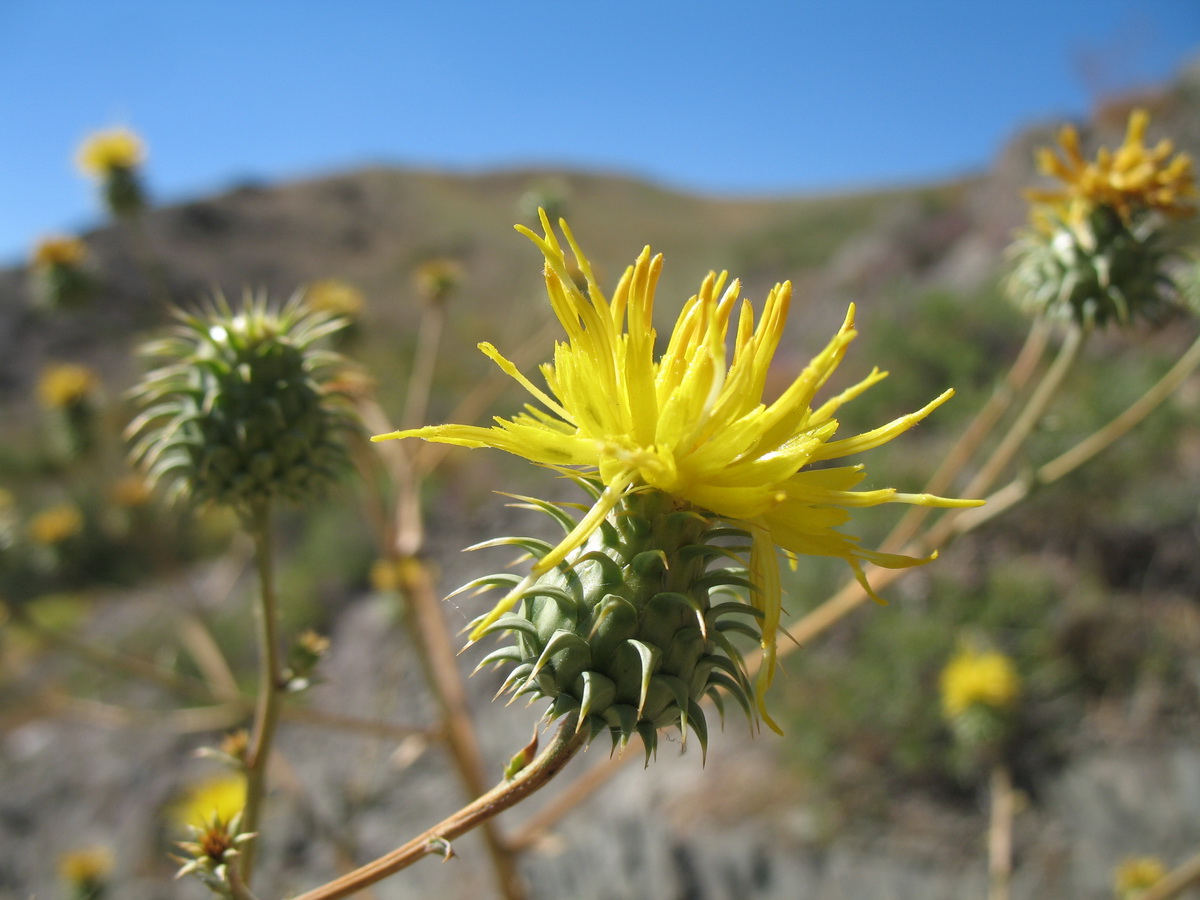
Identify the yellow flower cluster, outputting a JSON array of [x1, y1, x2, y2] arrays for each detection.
[[1114, 856, 1166, 897], [36, 363, 98, 409], [28, 504, 84, 546], [32, 235, 87, 269], [1027, 108, 1197, 227], [76, 127, 145, 178], [939, 645, 1020, 719], [58, 846, 113, 886], [170, 773, 246, 829], [307, 278, 365, 317]]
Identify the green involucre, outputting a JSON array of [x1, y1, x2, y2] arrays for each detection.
[[1008, 207, 1186, 327], [127, 291, 358, 511], [470, 481, 763, 764]]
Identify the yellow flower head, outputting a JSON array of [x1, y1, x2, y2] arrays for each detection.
[[32, 235, 87, 269], [76, 127, 145, 177], [58, 846, 113, 887], [940, 645, 1020, 719], [1027, 108, 1197, 226], [375, 213, 981, 717], [170, 773, 246, 830], [414, 257, 464, 305], [109, 475, 153, 508], [37, 363, 98, 410], [28, 504, 84, 546], [307, 278, 365, 317], [1114, 856, 1166, 897]]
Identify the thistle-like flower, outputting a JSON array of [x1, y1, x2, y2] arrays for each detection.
[[171, 773, 247, 830], [940, 645, 1020, 719], [28, 503, 84, 546], [37, 363, 98, 411], [1113, 856, 1166, 899], [375, 214, 978, 753], [76, 127, 147, 217], [306, 278, 365, 318], [58, 846, 113, 900], [127, 292, 358, 514], [30, 235, 94, 309], [940, 642, 1020, 755], [414, 257, 464, 306], [1027, 109, 1196, 227], [1011, 109, 1197, 326]]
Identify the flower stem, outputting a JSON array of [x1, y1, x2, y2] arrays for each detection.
[[1137, 850, 1200, 900], [945, 325, 1200, 537], [401, 301, 446, 435], [240, 500, 286, 886], [393, 554, 527, 900], [962, 321, 1085, 500], [987, 764, 1014, 900], [291, 713, 587, 900], [885, 316, 1049, 552]]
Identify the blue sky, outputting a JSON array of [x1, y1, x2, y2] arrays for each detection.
[[2, 0, 1198, 263]]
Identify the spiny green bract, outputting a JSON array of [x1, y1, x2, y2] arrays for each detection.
[[127, 291, 358, 511], [469, 482, 763, 764], [1008, 207, 1184, 327]]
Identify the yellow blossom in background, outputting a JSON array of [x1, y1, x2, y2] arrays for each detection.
[[376, 212, 981, 721], [109, 475, 153, 508], [76, 127, 145, 178], [369, 556, 424, 593], [306, 278, 365, 318], [1027, 108, 1197, 226], [59, 845, 113, 889], [1114, 856, 1167, 898], [940, 645, 1020, 719], [37, 363, 98, 410], [171, 774, 246, 830], [28, 504, 84, 546], [413, 257, 463, 304], [369, 558, 401, 592], [33, 235, 87, 269]]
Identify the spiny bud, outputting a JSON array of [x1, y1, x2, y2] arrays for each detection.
[[285, 629, 330, 690], [127, 291, 359, 514], [1008, 207, 1186, 327], [469, 481, 762, 764]]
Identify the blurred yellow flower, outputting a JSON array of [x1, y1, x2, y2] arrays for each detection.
[[76, 127, 145, 177], [32, 235, 87, 269], [171, 774, 246, 830], [369, 556, 425, 593], [37, 363, 98, 410], [1027, 108, 1197, 226], [378, 212, 981, 723], [306, 278, 365, 317], [109, 475, 153, 508], [1114, 856, 1166, 897], [413, 257, 463, 304], [940, 645, 1020, 719], [28, 504, 84, 546], [58, 845, 113, 887]]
